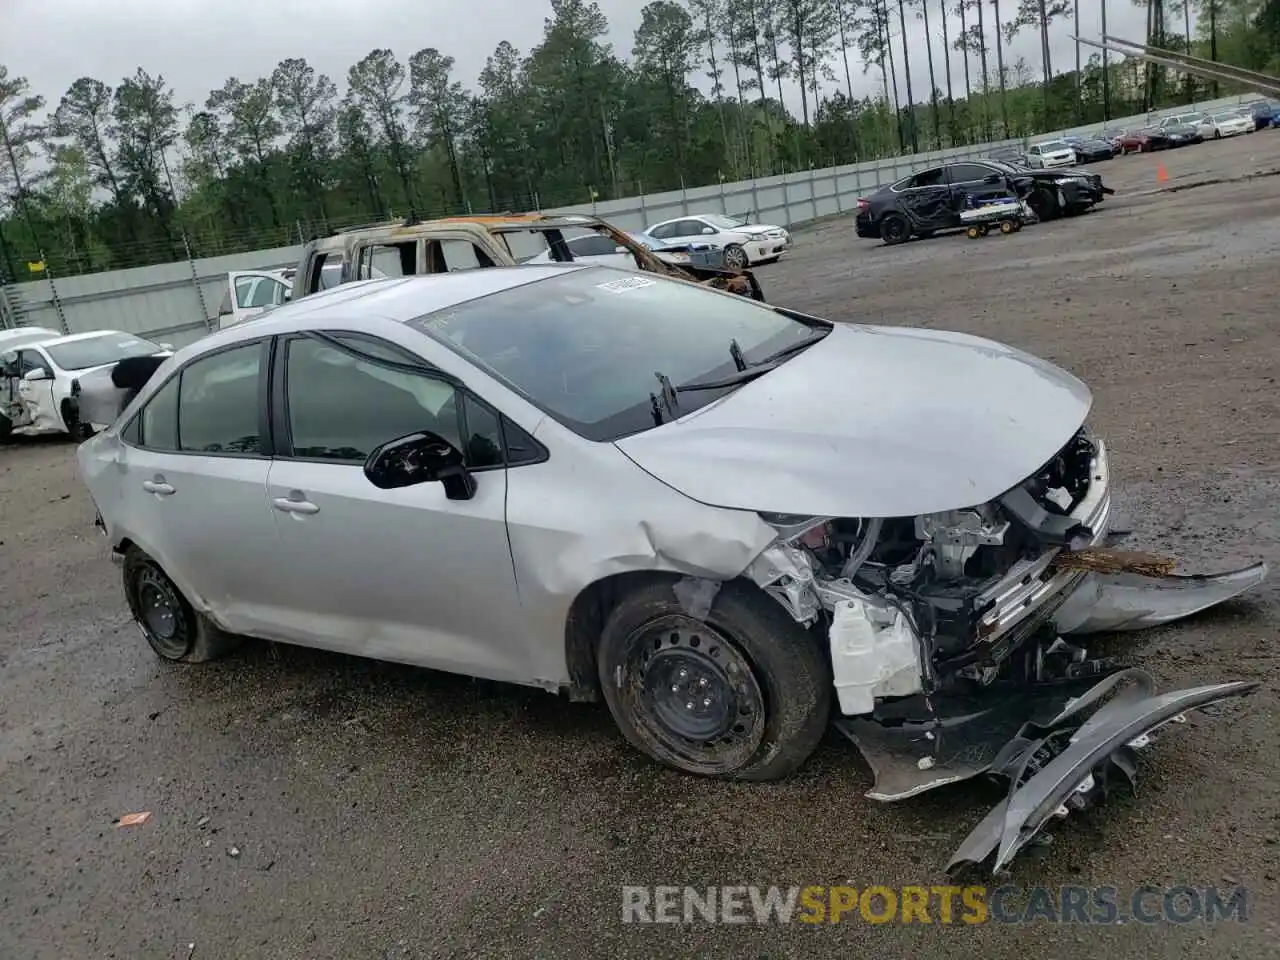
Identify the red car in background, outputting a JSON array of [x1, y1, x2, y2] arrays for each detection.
[[1107, 128, 1173, 153]]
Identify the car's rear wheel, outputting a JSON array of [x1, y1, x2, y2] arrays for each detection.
[[723, 244, 749, 270], [880, 214, 910, 245], [596, 578, 831, 781], [122, 547, 241, 663]]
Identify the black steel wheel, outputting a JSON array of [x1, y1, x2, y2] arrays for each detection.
[[597, 579, 831, 781], [122, 547, 241, 662], [124, 550, 195, 660], [723, 244, 749, 270]]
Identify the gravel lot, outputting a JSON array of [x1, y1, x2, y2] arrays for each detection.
[[3, 132, 1279, 959]]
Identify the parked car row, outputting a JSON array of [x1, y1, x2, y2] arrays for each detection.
[[854, 158, 1113, 245]]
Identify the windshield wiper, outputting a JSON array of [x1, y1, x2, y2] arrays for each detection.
[[749, 327, 830, 368]]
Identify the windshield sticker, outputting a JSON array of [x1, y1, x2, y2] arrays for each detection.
[[596, 277, 655, 294]]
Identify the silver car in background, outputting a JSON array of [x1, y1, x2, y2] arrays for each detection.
[[77, 263, 1265, 874]]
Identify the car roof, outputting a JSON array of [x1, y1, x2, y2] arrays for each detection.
[[185, 264, 592, 352], [32, 329, 143, 349]]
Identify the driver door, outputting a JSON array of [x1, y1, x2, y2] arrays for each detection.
[[262, 331, 536, 683], [946, 163, 1010, 219], [15, 349, 59, 431]]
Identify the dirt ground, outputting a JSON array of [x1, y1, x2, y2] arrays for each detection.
[[3, 132, 1279, 960]]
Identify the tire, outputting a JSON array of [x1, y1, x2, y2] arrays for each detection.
[[879, 214, 911, 246], [1000, 220, 1016, 234], [1027, 187, 1060, 222], [966, 226, 980, 239], [122, 547, 241, 663], [723, 244, 749, 270], [596, 578, 831, 782], [0, 413, 11, 441]]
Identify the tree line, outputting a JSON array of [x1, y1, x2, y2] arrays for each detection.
[[0, 0, 1275, 282]]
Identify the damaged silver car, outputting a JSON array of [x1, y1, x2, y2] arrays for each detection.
[[76, 264, 1267, 874]]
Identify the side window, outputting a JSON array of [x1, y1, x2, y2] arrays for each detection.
[[1029, 145, 1041, 155], [234, 276, 256, 308], [245, 278, 287, 308], [460, 394, 503, 468], [358, 242, 414, 279], [679, 219, 712, 236], [908, 169, 945, 188], [139, 376, 179, 451], [285, 335, 463, 462], [948, 164, 996, 184], [0, 351, 16, 378], [566, 234, 619, 258], [218, 289, 234, 316], [647, 222, 674, 240], [440, 240, 488, 272], [18, 350, 49, 376], [177, 343, 264, 455], [501, 415, 544, 467]]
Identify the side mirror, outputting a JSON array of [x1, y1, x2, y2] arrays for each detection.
[[982, 173, 1002, 184], [158, 342, 174, 351], [364, 430, 477, 500], [701, 226, 716, 235], [23, 368, 49, 382], [614, 245, 629, 255]]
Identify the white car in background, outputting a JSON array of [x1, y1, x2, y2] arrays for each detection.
[[1, 330, 172, 440], [1025, 140, 1078, 169], [642, 214, 790, 270], [1200, 110, 1254, 138]]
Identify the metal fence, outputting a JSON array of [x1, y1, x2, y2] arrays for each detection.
[[0, 93, 1263, 349]]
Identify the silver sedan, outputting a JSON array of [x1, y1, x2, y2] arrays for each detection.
[[78, 263, 1266, 872]]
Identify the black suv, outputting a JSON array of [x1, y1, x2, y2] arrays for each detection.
[[854, 159, 1112, 245]]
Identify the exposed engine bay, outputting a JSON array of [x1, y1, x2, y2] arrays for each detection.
[[743, 426, 1267, 874]]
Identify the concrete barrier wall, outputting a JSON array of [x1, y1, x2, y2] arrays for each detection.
[[2, 93, 1261, 348]]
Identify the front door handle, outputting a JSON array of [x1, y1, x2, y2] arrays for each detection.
[[273, 497, 320, 515], [142, 479, 175, 496]]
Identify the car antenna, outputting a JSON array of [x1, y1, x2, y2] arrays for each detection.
[[729, 338, 747, 372], [654, 371, 680, 418]]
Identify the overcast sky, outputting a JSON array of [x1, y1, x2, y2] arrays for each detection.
[[3, 0, 1159, 121]]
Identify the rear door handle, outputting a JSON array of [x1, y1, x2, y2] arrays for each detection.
[[142, 480, 175, 496], [273, 497, 320, 515]]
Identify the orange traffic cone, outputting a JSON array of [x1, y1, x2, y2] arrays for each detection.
[[1156, 161, 1170, 183]]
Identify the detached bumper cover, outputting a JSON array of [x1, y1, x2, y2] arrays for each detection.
[[946, 670, 1259, 875]]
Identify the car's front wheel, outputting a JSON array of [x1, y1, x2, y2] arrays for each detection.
[[596, 578, 831, 781], [723, 243, 749, 270], [122, 547, 241, 663], [879, 213, 911, 245]]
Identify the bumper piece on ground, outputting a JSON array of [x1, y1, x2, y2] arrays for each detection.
[[944, 670, 1258, 875], [1052, 561, 1268, 634]]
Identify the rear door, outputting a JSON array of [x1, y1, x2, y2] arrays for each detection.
[[110, 339, 283, 635], [15, 348, 59, 431]]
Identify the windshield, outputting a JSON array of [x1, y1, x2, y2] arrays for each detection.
[[1037, 141, 1069, 152], [703, 214, 747, 229], [408, 267, 827, 441], [45, 333, 161, 370], [983, 159, 1023, 174], [1212, 113, 1239, 122]]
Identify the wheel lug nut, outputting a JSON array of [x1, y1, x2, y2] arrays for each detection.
[[678, 669, 688, 679], [702, 698, 712, 707], [670, 684, 679, 692], [685, 702, 694, 710]]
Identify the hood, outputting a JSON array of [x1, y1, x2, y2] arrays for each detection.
[[733, 224, 784, 236], [615, 323, 1093, 519]]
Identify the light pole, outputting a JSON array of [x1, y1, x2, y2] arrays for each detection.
[[1101, 0, 1111, 120]]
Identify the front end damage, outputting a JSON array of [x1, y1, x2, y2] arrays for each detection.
[[745, 426, 1266, 874]]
